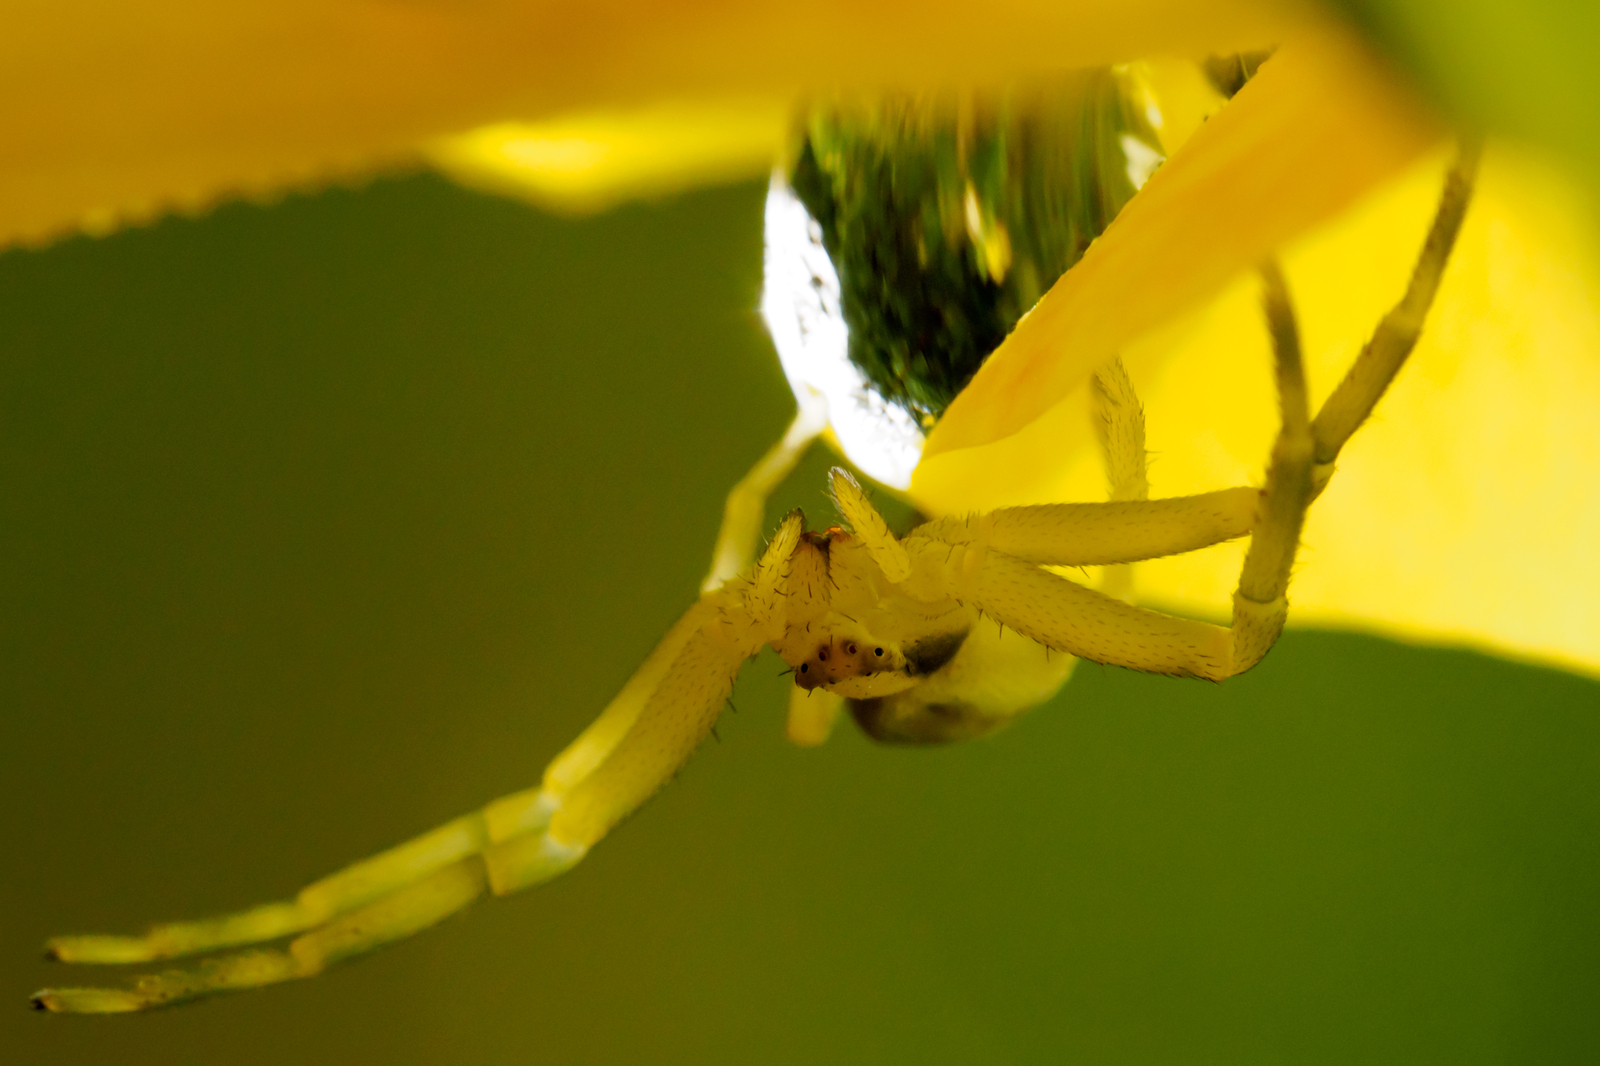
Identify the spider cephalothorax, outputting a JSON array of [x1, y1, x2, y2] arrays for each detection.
[[773, 522, 969, 698]]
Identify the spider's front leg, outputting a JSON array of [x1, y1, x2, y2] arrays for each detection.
[[904, 261, 1312, 681], [1310, 142, 1480, 494], [32, 519, 799, 1013], [1226, 257, 1314, 674], [910, 144, 1480, 683], [1228, 141, 1480, 672]]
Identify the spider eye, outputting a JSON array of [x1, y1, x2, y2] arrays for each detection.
[[799, 663, 808, 673], [874, 647, 883, 656], [818, 649, 829, 661], [845, 642, 858, 655]]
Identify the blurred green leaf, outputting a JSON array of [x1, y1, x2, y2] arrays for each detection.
[[1335, 0, 1600, 190]]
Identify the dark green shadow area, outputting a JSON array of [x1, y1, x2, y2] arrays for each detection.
[[2, 171, 1596, 1065]]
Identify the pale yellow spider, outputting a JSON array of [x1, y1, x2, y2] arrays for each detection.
[[32, 145, 1478, 1015]]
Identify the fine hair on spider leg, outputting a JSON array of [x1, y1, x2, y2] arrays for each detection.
[[1310, 140, 1481, 492], [1092, 355, 1151, 602]]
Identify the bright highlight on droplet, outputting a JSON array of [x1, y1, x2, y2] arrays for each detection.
[[759, 175, 926, 489], [1122, 133, 1166, 189]]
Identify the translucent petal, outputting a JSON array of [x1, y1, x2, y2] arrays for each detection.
[[424, 100, 789, 216], [915, 32, 1439, 467], [913, 138, 1600, 676], [0, 0, 1300, 247], [1135, 146, 1600, 677]]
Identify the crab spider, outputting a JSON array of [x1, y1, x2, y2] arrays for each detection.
[[31, 145, 1479, 1014]]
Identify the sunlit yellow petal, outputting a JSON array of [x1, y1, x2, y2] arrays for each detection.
[[0, 0, 1306, 248], [916, 31, 1439, 470], [424, 100, 789, 216], [912, 127, 1600, 676], [1133, 145, 1600, 676]]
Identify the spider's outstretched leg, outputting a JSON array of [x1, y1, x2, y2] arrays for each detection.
[[1092, 356, 1150, 506], [934, 144, 1480, 681], [940, 257, 1349, 679], [910, 254, 1345, 680], [1310, 142, 1480, 495], [33, 519, 796, 1013], [1230, 141, 1479, 672], [703, 394, 827, 592], [1222, 258, 1314, 672], [701, 395, 839, 746], [1092, 355, 1150, 601], [905, 483, 1261, 679]]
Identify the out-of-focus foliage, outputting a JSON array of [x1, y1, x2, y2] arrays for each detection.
[[1333, 0, 1600, 195]]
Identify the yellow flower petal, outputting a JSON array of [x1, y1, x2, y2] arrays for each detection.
[[910, 121, 1600, 676], [915, 31, 1439, 469], [1, 0, 1303, 248], [424, 100, 789, 216], [1132, 145, 1600, 676]]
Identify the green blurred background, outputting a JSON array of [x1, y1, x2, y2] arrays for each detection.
[[3, 172, 1597, 1064]]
